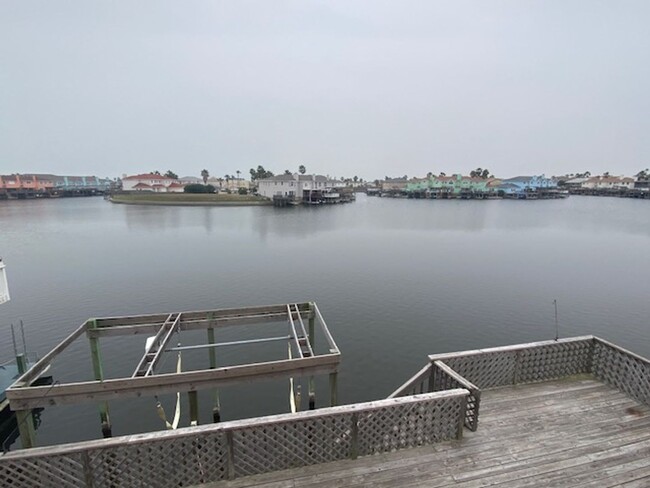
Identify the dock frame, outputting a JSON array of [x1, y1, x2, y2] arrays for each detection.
[[6, 302, 341, 448]]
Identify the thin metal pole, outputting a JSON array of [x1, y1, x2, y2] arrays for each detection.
[[167, 335, 291, 352], [554, 299, 559, 341], [10, 323, 18, 358], [20, 319, 27, 355]]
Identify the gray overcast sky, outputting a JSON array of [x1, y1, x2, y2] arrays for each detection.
[[1, 1, 649, 180]]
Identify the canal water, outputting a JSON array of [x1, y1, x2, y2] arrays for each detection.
[[1, 195, 649, 447]]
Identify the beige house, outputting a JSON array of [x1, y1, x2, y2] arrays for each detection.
[[122, 173, 184, 192]]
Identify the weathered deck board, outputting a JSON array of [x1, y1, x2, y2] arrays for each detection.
[[199, 379, 650, 488]]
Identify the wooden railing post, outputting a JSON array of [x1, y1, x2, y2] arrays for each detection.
[[513, 350, 520, 385], [225, 430, 236, 480], [81, 451, 94, 488], [350, 412, 359, 459], [457, 394, 467, 439]]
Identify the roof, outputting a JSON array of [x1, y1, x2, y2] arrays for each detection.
[[168, 182, 185, 188], [298, 175, 329, 182], [258, 174, 297, 182], [123, 173, 173, 181], [133, 183, 152, 189], [502, 176, 534, 183]]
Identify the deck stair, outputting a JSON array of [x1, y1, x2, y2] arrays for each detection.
[[132, 312, 181, 377]]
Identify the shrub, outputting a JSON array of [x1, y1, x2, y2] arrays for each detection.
[[184, 184, 216, 194]]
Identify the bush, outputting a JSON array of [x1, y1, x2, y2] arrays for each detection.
[[184, 184, 216, 194], [238, 187, 248, 195]]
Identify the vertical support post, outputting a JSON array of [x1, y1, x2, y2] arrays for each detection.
[[350, 412, 359, 459], [189, 390, 199, 426], [428, 363, 436, 392], [15, 353, 36, 449], [308, 303, 316, 410], [89, 319, 112, 437], [225, 431, 236, 480], [513, 350, 520, 385], [329, 372, 338, 407], [457, 394, 468, 440], [207, 312, 221, 422]]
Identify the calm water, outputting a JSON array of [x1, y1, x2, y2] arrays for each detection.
[[1, 195, 649, 446]]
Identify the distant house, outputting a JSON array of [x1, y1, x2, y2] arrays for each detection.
[[122, 173, 180, 192], [256, 174, 343, 202], [583, 176, 635, 190], [406, 175, 501, 195], [179, 176, 202, 185], [381, 178, 408, 192], [208, 177, 251, 192], [498, 175, 557, 195]]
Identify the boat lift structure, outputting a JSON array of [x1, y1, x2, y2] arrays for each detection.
[[6, 302, 341, 449]]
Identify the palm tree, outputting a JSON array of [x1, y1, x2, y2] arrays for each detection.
[[236, 170, 241, 181], [298, 165, 306, 175], [201, 169, 209, 184]]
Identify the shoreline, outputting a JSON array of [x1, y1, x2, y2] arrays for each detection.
[[108, 194, 272, 207]]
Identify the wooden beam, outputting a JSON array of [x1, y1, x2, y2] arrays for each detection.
[[14, 322, 88, 387], [7, 354, 341, 410], [427, 336, 595, 363], [86, 312, 299, 338]]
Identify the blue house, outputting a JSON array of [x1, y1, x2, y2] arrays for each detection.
[[498, 175, 557, 196]]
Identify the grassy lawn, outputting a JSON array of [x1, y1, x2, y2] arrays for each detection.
[[110, 192, 272, 206]]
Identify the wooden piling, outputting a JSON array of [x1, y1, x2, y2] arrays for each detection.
[[89, 319, 112, 437], [329, 372, 338, 407], [15, 354, 36, 448], [308, 303, 316, 410], [188, 391, 199, 426], [207, 312, 221, 422]]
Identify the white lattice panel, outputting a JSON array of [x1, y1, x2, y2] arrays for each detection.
[[357, 396, 462, 456], [0, 454, 85, 488], [89, 432, 228, 487], [517, 340, 592, 383], [593, 341, 650, 406], [445, 352, 517, 389], [232, 414, 353, 476]]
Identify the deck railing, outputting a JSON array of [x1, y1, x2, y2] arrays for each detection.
[[0, 389, 469, 488], [390, 336, 650, 433]]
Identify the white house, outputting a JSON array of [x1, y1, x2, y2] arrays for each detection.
[[583, 176, 635, 190], [179, 176, 202, 185], [122, 173, 184, 192], [256, 174, 345, 202]]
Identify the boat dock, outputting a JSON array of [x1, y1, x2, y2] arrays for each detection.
[[1, 332, 649, 487]]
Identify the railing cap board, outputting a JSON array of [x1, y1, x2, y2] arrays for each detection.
[[593, 336, 650, 366], [387, 363, 432, 399], [427, 336, 595, 362], [0, 389, 469, 461], [433, 361, 480, 392]]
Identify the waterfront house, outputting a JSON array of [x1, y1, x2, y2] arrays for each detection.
[[380, 177, 408, 192], [583, 176, 635, 190], [0, 174, 111, 198], [208, 177, 251, 192], [122, 173, 182, 192], [179, 176, 202, 185], [256, 174, 343, 203], [406, 174, 501, 196], [497, 175, 557, 195]]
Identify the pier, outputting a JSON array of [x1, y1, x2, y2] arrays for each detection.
[[1, 335, 649, 487]]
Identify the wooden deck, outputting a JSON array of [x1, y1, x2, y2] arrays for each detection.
[[203, 378, 650, 488]]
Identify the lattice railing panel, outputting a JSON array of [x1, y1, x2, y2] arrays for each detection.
[[357, 395, 463, 456], [517, 340, 593, 383], [432, 363, 480, 431], [232, 414, 353, 476], [88, 432, 228, 487], [0, 454, 85, 488], [593, 340, 650, 407], [444, 351, 516, 389]]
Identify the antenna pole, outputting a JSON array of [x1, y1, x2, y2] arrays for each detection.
[[11, 323, 18, 357], [20, 319, 27, 355], [554, 299, 559, 341]]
